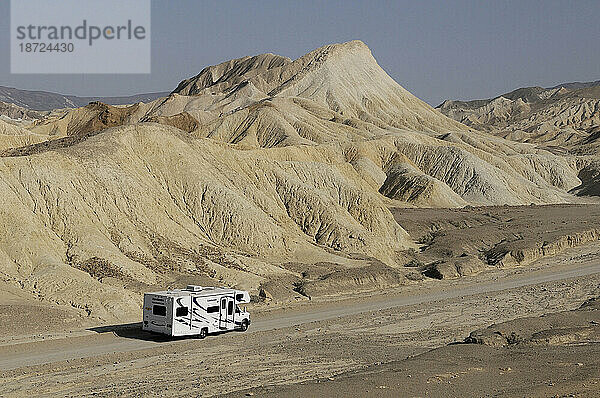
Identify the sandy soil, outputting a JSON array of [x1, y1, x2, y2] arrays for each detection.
[[0, 241, 599, 397], [238, 342, 600, 398], [237, 297, 600, 398]]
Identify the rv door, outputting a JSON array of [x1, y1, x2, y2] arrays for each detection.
[[219, 297, 227, 329], [226, 297, 235, 328], [219, 296, 235, 330], [173, 296, 192, 335]]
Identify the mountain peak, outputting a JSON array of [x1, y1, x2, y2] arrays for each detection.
[[172, 41, 373, 97], [312, 39, 371, 56]]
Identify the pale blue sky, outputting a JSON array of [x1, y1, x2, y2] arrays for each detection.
[[1, 0, 599, 105]]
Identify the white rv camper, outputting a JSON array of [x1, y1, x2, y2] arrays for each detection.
[[142, 285, 251, 338]]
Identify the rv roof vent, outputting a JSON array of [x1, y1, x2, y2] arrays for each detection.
[[187, 285, 203, 292]]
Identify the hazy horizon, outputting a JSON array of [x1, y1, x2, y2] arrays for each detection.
[[1, 0, 599, 105]]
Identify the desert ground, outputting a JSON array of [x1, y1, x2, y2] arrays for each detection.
[[0, 205, 599, 397]]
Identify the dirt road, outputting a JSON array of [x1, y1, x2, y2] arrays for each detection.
[[1, 253, 599, 372]]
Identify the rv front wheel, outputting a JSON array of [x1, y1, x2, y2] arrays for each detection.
[[199, 328, 208, 339], [240, 319, 249, 332]]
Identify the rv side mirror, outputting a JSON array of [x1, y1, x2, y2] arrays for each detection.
[[244, 306, 247, 312]]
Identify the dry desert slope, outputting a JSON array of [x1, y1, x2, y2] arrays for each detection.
[[0, 40, 598, 325]]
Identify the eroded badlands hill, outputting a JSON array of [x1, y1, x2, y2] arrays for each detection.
[[437, 83, 600, 154], [437, 81, 600, 197], [0, 41, 596, 322]]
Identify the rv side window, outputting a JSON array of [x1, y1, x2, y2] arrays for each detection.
[[236, 294, 244, 301], [206, 306, 219, 313], [228, 301, 234, 315], [221, 300, 226, 309], [175, 307, 188, 317], [153, 305, 166, 316]]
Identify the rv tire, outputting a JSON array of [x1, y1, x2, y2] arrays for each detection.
[[240, 319, 249, 332], [199, 327, 208, 339]]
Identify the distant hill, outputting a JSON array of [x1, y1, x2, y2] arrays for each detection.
[[436, 80, 600, 154], [0, 85, 169, 111], [550, 80, 600, 90]]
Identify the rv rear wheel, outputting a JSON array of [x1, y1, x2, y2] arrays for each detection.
[[240, 319, 249, 332], [199, 328, 208, 339]]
